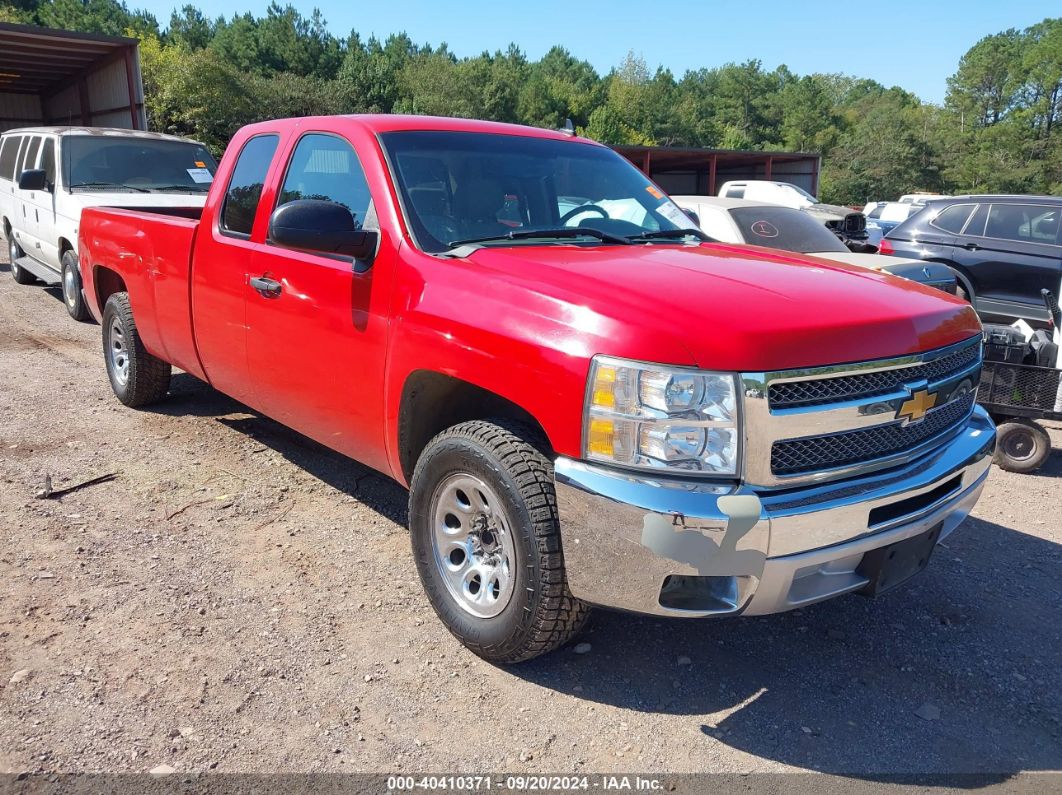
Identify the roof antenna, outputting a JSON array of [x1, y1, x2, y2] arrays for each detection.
[[559, 118, 575, 136]]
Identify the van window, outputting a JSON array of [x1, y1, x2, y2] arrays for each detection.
[[724, 185, 746, 199], [221, 134, 280, 237], [0, 136, 21, 181], [18, 136, 41, 177], [930, 203, 974, 234], [39, 139, 56, 187]]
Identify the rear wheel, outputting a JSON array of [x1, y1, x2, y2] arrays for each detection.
[[62, 250, 91, 322], [8, 235, 35, 285], [408, 420, 589, 663], [102, 292, 171, 407], [994, 419, 1051, 474]]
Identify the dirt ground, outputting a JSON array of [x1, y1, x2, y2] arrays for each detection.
[[0, 245, 1060, 783]]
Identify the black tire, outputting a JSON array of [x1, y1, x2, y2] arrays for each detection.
[[409, 420, 589, 663], [8, 233, 36, 285], [61, 250, 91, 322], [101, 292, 171, 407], [994, 419, 1051, 474]]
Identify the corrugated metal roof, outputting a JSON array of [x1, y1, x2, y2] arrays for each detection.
[[0, 22, 136, 96]]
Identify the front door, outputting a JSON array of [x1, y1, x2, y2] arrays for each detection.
[[13, 135, 41, 259], [35, 137, 60, 269], [244, 132, 391, 469]]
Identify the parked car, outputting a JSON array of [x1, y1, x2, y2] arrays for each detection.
[[717, 180, 870, 249], [0, 127, 217, 320], [866, 201, 924, 246], [78, 115, 994, 663], [881, 195, 1062, 324], [673, 196, 955, 292]]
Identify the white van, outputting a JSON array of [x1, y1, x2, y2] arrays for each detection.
[[0, 127, 216, 320]]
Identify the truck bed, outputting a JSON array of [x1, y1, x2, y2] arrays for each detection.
[[79, 206, 207, 381]]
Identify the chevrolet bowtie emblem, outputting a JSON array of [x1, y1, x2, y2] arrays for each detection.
[[897, 388, 937, 424]]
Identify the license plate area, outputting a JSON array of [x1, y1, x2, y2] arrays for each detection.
[[856, 523, 942, 596]]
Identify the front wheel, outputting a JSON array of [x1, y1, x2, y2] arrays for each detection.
[[102, 292, 171, 407], [409, 420, 589, 663], [62, 250, 91, 322], [8, 235, 35, 285], [994, 419, 1051, 474]]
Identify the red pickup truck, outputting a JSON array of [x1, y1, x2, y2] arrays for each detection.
[[78, 115, 995, 663]]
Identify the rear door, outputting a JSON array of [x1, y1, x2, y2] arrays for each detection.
[[953, 202, 1061, 320], [191, 132, 283, 403], [244, 131, 391, 464]]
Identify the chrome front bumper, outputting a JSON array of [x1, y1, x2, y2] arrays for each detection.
[[554, 406, 996, 618]]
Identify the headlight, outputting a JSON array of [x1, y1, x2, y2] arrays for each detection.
[[583, 356, 740, 475]]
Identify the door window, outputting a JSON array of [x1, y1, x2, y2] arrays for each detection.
[[277, 134, 372, 230], [39, 139, 55, 187], [0, 136, 21, 181], [985, 204, 1060, 245], [221, 134, 280, 237], [18, 136, 41, 177], [929, 203, 974, 234]]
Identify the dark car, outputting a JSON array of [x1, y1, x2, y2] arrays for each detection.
[[882, 195, 1062, 323]]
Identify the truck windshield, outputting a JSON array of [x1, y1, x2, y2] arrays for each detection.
[[380, 131, 696, 253], [63, 136, 218, 193], [728, 206, 849, 253]]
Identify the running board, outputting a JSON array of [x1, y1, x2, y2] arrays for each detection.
[[13, 255, 61, 285]]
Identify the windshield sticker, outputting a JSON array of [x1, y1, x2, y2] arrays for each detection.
[[750, 220, 779, 238], [656, 200, 693, 227], [195, 161, 207, 168], [645, 185, 665, 200], [186, 167, 213, 184]]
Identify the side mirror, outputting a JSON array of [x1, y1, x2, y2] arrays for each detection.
[[18, 169, 47, 192], [268, 199, 378, 268], [681, 207, 700, 227]]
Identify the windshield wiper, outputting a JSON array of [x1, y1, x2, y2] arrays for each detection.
[[148, 184, 210, 193], [447, 227, 633, 250], [626, 228, 712, 242], [70, 181, 151, 193]]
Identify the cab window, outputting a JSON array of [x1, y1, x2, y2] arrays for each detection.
[[277, 133, 372, 230], [40, 139, 56, 187], [221, 134, 280, 237]]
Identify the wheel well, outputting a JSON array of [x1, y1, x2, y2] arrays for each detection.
[[59, 238, 74, 257], [94, 266, 127, 311], [926, 259, 974, 299], [397, 371, 552, 483]]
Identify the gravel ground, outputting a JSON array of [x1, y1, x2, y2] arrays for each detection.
[[0, 245, 1060, 782]]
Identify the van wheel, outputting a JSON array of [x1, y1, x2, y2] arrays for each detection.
[[8, 235, 36, 285], [408, 420, 589, 663], [62, 251, 91, 322], [102, 292, 171, 407], [994, 419, 1051, 474]]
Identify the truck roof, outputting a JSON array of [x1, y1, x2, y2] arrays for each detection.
[[238, 114, 595, 144], [0, 126, 206, 146]]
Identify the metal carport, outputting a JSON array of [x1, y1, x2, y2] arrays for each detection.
[[0, 22, 145, 134]]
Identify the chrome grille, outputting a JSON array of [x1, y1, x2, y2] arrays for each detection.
[[769, 341, 981, 409], [771, 394, 975, 476]]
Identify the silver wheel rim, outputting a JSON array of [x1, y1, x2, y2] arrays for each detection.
[[429, 473, 516, 618], [9, 238, 17, 267], [108, 315, 129, 386], [63, 266, 77, 308]]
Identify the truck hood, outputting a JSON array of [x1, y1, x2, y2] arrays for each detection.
[[461, 241, 980, 372]]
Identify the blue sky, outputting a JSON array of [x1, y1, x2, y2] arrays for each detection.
[[133, 0, 1051, 104]]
